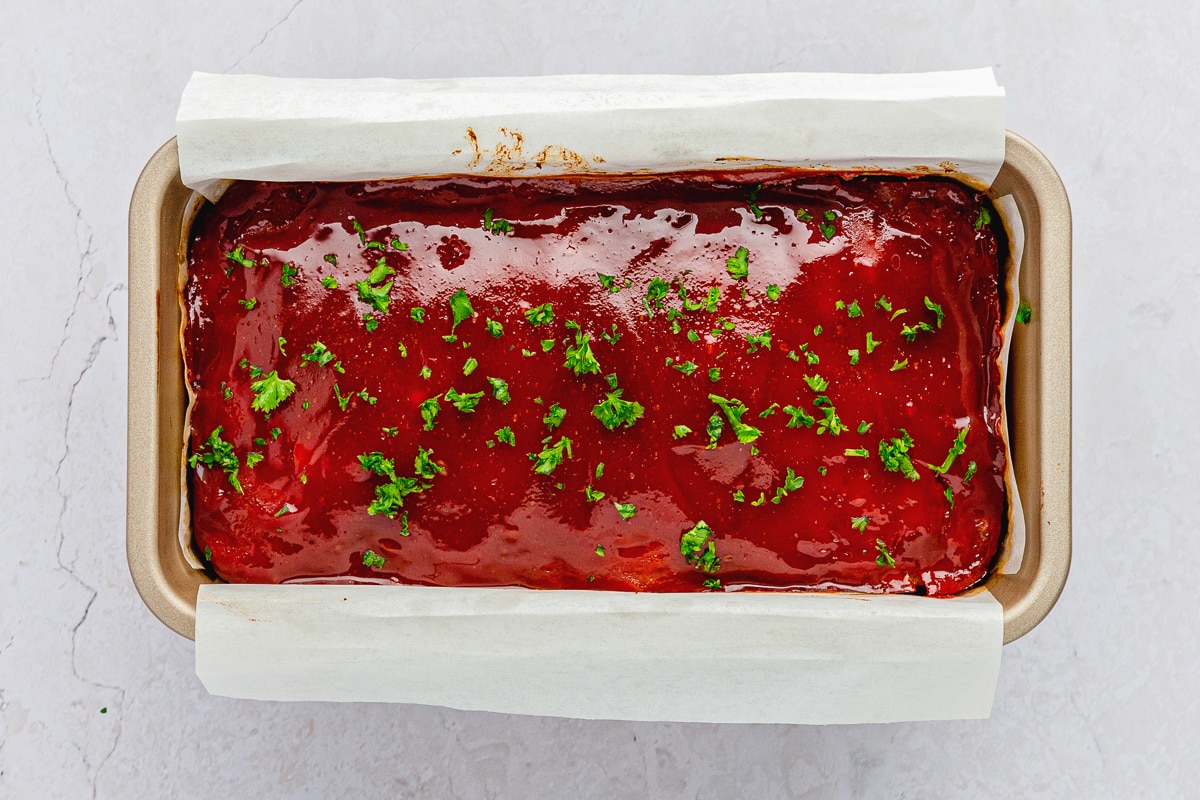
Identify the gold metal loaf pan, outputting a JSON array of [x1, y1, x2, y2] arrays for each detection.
[[127, 132, 1071, 643]]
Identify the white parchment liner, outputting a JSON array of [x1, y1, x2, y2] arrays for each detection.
[[179, 70, 1009, 723]]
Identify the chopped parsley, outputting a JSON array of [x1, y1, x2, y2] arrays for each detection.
[[483, 208, 513, 234], [866, 331, 881, 354], [928, 427, 969, 474], [363, 314, 379, 332], [250, 371, 296, 415], [850, 516, 869, 532], [708, 394, 762, 444], [643, 277, 671, 316], [687, 329, 701, 342], [900, 321, 934, 342], [600, 324, 621, 345], [484, 376, 510, 405], [725, 246, 750, 281], [733, 489, 745, 502], [708, 367, 721, 382], [747, 183, 764, 220], [875, 295, 892, 313], [845, 300, 863, 318], [362, 550, 385, 569], [1017, 301, 1033, 324], [796, 208, 813, 222], [320, 275, 338, 290], [783, 404, 815, 429], [245, 452, 264, 468], [238, 298, 257, 310], [495, 426, 516, 446], [584, 486, 606, 502], [280, 262, 299, 288], [812, 395, 848, 436], [597, 273, 624, 293], [680, 521, 719, 573], [356, 280, 393, 314], [746, 330, 772, 354], [890, 358, 908, 371], [541, 338, 556, 352], [672, 360, 699, 376], [758, 402, 780, 418], [803, 374, 829, 393], [382, 426, 399, 437], [462, 357, 478, 376], [750, 492, 766, 507], [525, 303, 554, 326], [592, 389, 645, 430], [673, 424, 694, 439], [844, 447, 869, 458], [818, 210, 837, 240], [444, 387, 484, 412], [924, 296, 944, 328], [414, 446, 446, 479], [224, 246, 256, 270], [564, 323, 601, 375], [766, 284, 781, 302], [705, 287, 721, 312], [848, 348, 861, 365], [188, 426, 242, 493], [358, 450, 432, 518], [783, 469, 804, 493], [419, 396, 440, 430], [974, 207, 992, 230], [705, 413, 724, 448], [879, 429, 920, 481], [449, 288, 474, 329], [301, 341, 340, 369], [945, 486, 956, 508], [485, 318, 504, 338], [614, 502, 637, 520], [410, 307, 426, 323], [529, 436, 573, 475], [875, 539, 896, 568], [543, 403, 567, 429], [857, 421, 873, 435]]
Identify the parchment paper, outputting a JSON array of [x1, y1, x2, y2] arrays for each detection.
[[196, 584, 1002, 723], [177, 70, 1005, 200], [180, 70, 1009, 722]]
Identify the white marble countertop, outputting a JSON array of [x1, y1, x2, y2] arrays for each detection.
[[1, 1, 1193, 796]]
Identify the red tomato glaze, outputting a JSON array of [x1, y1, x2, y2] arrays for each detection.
[[185, 171, 1005, 595]]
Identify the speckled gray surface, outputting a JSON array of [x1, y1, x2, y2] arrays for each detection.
[[0, 1, 1193, 797]]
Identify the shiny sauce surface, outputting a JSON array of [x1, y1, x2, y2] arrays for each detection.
[[185, 171, 1005, 595]]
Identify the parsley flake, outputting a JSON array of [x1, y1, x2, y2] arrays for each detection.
[[529, 436, 573, 475], [444, 387, 484, 412], [320, 275, 338, 290], [725, 247, 750, 281], [419, 396, 440, 430], [250, 371, 296, 415], [224, 246, 256, 270], [188, 426, 242, 493], [879, 429, 920, 481], [851, 516, 869, 532], [525, 303, 554, 326], [783, 404, 815, 429], [495, 426, 516, 446], [462, 357, 478, 376], [449, 289, 474, 329], [584, 486, 606, 502], [485, 318, 504, 338], [680, 521, 719, 573], [1017, 301, 1033, 324], [924, 296, 944, 328], [928, 427, 969, 474], [410, 307, 426, 323], [875, 539, 896, 568], [673, 424, 693, 439], [543, 403, 567, 429], [592, 390, 645, 430], [708, 394, 762, 444], [614, 502, 637, 520]]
